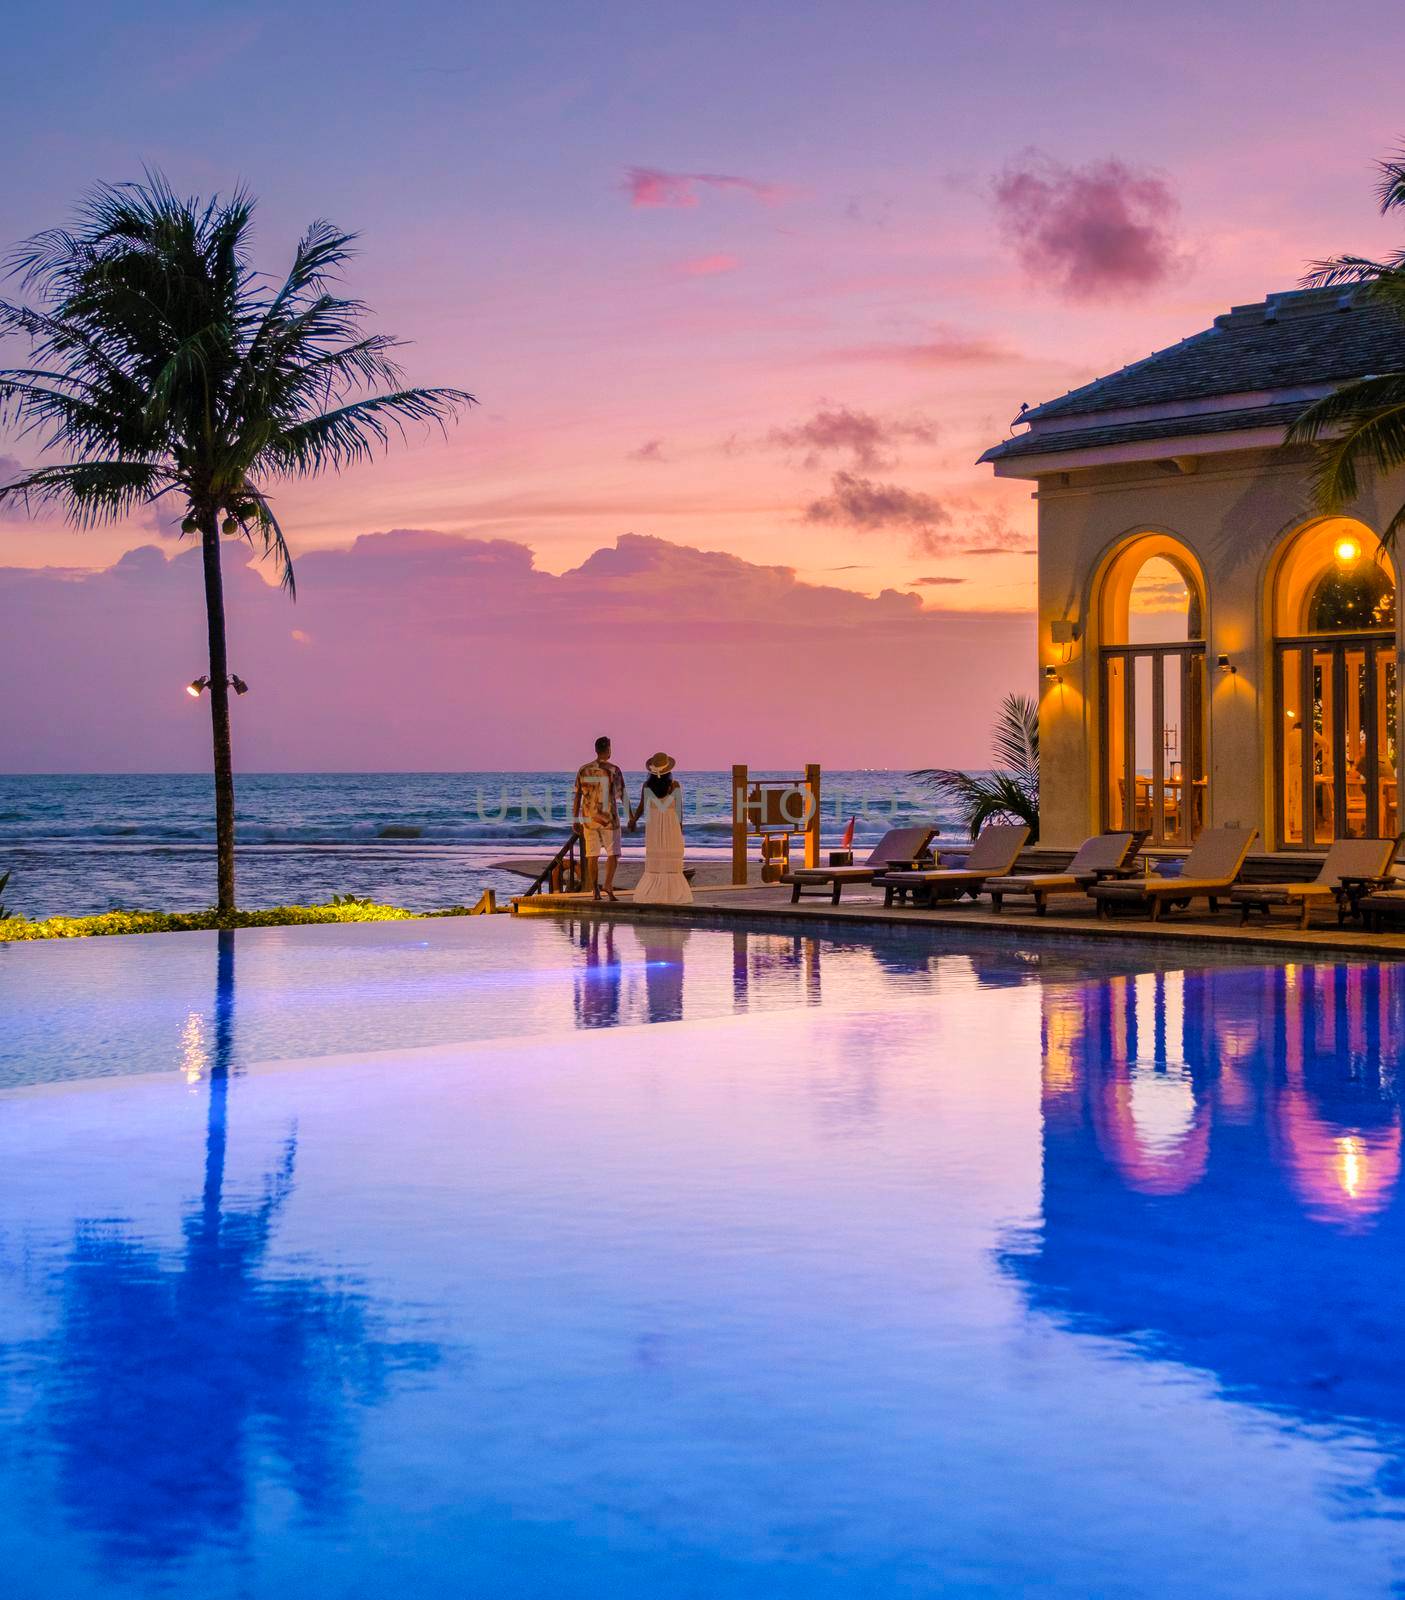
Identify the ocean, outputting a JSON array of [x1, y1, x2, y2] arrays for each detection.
[[0, 771, 963, 918]]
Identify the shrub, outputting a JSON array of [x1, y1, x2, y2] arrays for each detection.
[[0, 899, 420, 943]]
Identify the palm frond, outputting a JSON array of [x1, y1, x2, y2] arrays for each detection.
[[0, 459, 172, 526], [989, 692, 1039, 778], [913, 768, 1039, 841], [1288, 377, 1405, 525], [257, 386, 475, 476], [236, 486, 297, 597], [911, 689, 1040, 842], [1376, 155, 1405, 214]]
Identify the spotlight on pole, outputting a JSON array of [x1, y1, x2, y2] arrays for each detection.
[[231, 675, 249, 696], [186, 676, 210, 697]]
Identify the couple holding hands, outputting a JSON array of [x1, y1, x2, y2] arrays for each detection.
[[571, 735, 693, 906]]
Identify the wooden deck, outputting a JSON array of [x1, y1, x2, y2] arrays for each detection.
[[512, 879, 1405, 960]]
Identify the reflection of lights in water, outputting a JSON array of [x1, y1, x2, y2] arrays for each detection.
[[1338, 1135, 1365, 1199], [1275, 1097, 1402, 1230], [180, 1012, 208, 1083], [1127, 1060, 1196, 1155], [1093, 1055, 1210, 1196], [1041, 999, 1083, 1095]]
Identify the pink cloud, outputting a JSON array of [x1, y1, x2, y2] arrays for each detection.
[[803, 471, 952, 556], [624, 166, 784, 208], [992, 150, 1185, 300], [0, 532, 1032, 770], [829, 329, 1018, 366], [769, 406, 937, 472], [674, 253, 740, 278], [627, 439, 668, 463]]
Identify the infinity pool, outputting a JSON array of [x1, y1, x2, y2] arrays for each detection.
[[2, 918, 1404, 1596]]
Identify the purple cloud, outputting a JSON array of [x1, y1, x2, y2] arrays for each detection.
[[803, 471, 952, 556], [628, 439, 668, 463], [0, 531, 1032, 770], [992, 151, 1183, 300], [769, 406, 937, 472], [624, 167, 784, 208]]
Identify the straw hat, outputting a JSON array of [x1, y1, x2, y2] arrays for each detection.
[[645, 752, 676, 774]]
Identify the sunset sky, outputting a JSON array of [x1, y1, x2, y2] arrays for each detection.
[[3, 0, 1405, 768]]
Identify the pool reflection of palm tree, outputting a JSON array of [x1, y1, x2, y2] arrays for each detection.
[[43, 930, 436, 1572]]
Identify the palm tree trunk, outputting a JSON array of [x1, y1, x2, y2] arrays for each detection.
[[200, 519, 237, 914]]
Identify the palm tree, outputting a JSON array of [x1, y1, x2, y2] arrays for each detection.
[[912, 691, 1039, 841], [1288, 152, 1405, 544], [0, 177, 473, 913]]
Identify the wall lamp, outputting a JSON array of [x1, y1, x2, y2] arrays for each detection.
[[1216, 653, 1237, 675], [1043, 664, 1061, 683], [186, 674, 250, 697]]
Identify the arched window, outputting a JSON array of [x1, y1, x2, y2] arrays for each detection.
[[1098, 536, 1207, 846], [1274, 519, 1397, 847]]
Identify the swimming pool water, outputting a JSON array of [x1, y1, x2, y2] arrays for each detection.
[[2, 918, 1404, 1596]]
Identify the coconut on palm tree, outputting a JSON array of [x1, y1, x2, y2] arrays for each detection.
[[912, 691, 1040, 842], [0, 177, 473, 913], [1288, 152, 1405, 541]]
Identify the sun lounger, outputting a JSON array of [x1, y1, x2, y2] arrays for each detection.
[[785, 825, 937, 904], [1229, 837, 1400, 929], [1089, 826, 1258, 921], [985, 832, 1138, 915], [1359, 887, 1405, 931], [878, 823, 1031, 908]]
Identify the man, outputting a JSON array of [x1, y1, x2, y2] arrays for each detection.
[[572, 735, 626, 901]]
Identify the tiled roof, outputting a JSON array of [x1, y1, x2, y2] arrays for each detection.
[[980, 401, 1306, 463], [1020, 287, 1405, 423]]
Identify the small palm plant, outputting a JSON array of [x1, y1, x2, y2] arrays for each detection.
[[1288, 151, 1405, 543], [912, 692, 1039, 841], [0, 177, 473, 913]]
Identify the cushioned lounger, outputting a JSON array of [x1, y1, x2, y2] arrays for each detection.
[[1089, 827, 1258, 921], [1228, 836, 1399, 929], [785, 825, 937, 905], [878, 823, 1030, 908], [1359, 889, 1405, 931], [984, 832, 1137, 915]]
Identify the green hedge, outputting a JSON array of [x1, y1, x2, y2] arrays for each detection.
[[0, 900, 422, 942]]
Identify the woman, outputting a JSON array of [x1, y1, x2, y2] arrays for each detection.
[[628, 752, 693, 905]]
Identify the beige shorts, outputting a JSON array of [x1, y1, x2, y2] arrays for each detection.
[[580, 823, 621, 860]]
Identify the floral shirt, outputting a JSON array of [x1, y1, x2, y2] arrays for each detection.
[[574, 760, 625, 829]]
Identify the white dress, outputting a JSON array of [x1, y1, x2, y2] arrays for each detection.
[[634, 783, 693, 905]]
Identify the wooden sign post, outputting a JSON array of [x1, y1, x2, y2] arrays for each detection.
[[731, 763, 822, 887], [732, 763, 750, 887]]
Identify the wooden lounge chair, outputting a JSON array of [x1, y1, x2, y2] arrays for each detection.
[[1358, 885, 1405, 932], [878, 823, 1031, 908], [1229, 837, 1400, 930], [1089, 826, 1258, 922], [785, 825, 937, 904], [985, 832, 1138, 915]]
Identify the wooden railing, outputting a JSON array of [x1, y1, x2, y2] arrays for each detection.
[[518, 830, 586, 899]]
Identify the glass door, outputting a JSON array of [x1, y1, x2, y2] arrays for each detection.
[[1102, 646, 1206, 846], [1277, 636, 1397, 846]]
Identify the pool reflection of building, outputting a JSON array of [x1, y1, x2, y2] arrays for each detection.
[[1011, 962, 1405, 1435]]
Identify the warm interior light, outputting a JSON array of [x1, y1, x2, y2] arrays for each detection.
[[1334, 534, 1362, 567]]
